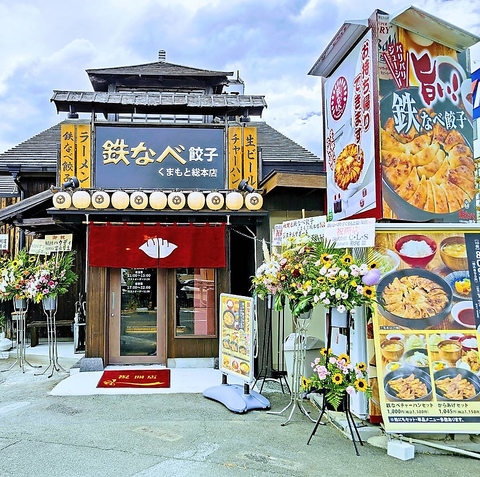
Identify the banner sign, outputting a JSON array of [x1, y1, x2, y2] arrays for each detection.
[[324, 218, 375, 248], [219, 293, 254, 383], [281, 216, 326, 243], [44, 234, 73, 253], [373, 230, 480, 433], [95, 125, 225, 189]]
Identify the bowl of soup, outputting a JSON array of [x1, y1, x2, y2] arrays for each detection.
[[440, 236, 468, 271], [381, 339, 405, 362], [438, 339, 463, 365]]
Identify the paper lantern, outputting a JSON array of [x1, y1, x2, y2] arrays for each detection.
[[130, 191, 148, 210], [245, 192, 263, 210], [187, 191, 205, 210], [72, 190, 91, 209], [92, 190, 111, 209], [53, 191, 72, 209], [111, 190, 129, 210], [168, 192, 186, 210], [225, 191, 243, 210], [206, 192, 224, 211], [149, 191, 168, 210]]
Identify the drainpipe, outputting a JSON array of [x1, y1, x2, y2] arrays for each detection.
[[11, 170, 25, 251]]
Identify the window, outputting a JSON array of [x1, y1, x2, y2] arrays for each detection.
[[176, 268, 216, 337]]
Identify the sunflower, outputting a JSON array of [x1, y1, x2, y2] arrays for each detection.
[[368, 261, 379, 270], [301, 376, 311, 388], [332, 373, 343, 385], [317, 276, 326, 284], [356, 362, 367, 372], [338, 353, 350, 365], [341, 254, 353, 265], [320, 253, 331, 264], [319, 347, 330, 356], [362, 286, 375, 298], [354, 378, 368, 392]]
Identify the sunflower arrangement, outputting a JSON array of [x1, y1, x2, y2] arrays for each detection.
[[0, 249, 36, 301], [302, 347, 371, 410], [252, 235, 380, 316]]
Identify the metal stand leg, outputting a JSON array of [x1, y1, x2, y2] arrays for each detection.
[[267, 316, 316, 425], [35, 299, 67, 378], [2, 302, 41, 373]]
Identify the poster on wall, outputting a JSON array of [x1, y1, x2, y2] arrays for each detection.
[[324, 29, 376, 221], [373, 230, 480, 433], [378, 22, 476, 222], [219, 294, 254, 383]]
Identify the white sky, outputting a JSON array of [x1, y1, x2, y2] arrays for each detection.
[[0, 0, 479, 157]]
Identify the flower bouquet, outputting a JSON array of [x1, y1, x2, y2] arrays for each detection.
[[0, 249, 36, 301], [302, 348, 371, 410], [252, 235, 381, 317], [26, 251, 78, 303]]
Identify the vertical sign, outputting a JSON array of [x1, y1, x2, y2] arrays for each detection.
[[60, 124, 75, 187], [228, 126, 243, 189], [243, 126, 258, 189], [76, 123, 92, 188], [0, 234, 8, 250], [219, 293, 254, 382]]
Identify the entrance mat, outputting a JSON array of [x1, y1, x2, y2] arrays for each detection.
[[97, 369, 171, 388]]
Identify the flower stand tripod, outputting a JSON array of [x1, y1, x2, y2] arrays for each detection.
[[1, 299, 41, 374], [35, 296, 67, 378], [268, 311, 317, 426]]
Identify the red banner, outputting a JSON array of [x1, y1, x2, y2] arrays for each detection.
[[88, 222, 226, 268]]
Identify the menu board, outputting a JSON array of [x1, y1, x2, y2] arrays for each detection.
[[219, 294, 254, 382], [378, 22, 475, 222], [373, 230, 480, 433]]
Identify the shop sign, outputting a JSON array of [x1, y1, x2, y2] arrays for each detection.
[[227, 126, 258, 189], [325, 29, 376, 221], [379, 24, 475, 222], [95, 125, 225, 189], [60, 123, 92, 188], [219, 293, 253, 382], [373, 229, 480, 433]]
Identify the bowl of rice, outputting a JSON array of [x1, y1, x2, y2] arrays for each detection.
[[394, 235, 437, 268]]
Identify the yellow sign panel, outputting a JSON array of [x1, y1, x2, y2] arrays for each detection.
[[76, 124, 92, 188], [60, 124, 76, 187], [243, 126, 258, 189], [59, 123, 92, 188], [227, 126, 243, 189]]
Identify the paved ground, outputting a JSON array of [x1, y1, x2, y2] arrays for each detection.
[[1, 346, 480, 476]]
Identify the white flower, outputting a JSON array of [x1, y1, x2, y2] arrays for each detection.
[[329, 287, 336, 296], [359, 264, 369, 275], [323, 298, 331, 305], [339, 270, 349, 278], [337, 304, 346, 313], [341, 292, 348, 300]]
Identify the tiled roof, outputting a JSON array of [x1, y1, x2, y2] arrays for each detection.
[[86, 61, 233, 78], [51, 91, 266, 117]]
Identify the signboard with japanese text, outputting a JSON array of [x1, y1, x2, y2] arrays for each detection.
[[123, 269, 153, 294], [281, 216, 326, 243], [324, 29, 376, 221], [95, 125, 225, 189], [219, 293, 254, 383], [44, 234, 73, 253], [324, 218, 375, 248], [227, 126, 258, 190], [29, 239, 46, 255], [373, 229, 480, 433], [59, 123, 92, 188], [378, 22, 476, 222], [0, 234, 8, 251]]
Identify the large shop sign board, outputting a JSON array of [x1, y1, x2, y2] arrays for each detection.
[[373, 229, 480, 433]]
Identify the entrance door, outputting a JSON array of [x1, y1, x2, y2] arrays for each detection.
[[108, 268, 167, 364]]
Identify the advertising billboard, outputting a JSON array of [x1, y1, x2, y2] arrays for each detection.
[[373, 229, 480, 433], [324, 29, 376, 221], [378, 22, 476, 222]]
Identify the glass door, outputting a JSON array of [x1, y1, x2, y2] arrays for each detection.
[[108, 268, 167, 364]]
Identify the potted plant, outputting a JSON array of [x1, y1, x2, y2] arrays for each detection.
[[302, 348, 372, 410], [0, 248, 36, 306]]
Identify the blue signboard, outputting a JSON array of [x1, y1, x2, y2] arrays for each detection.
[[95, 125, 225, 189], [473, 67, 480, 121]]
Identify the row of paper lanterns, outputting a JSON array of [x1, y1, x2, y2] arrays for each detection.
[[53, 189, 263, 211]]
